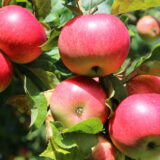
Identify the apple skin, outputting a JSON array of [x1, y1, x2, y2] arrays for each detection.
[[58, 14, 130, 77], [0, 51, 13, 92], [109, 94, 160, 160], [0, 5, 46, 64], [136, 16, 160, 42], [50, 76, 109, 128], [127, 75, 160, 95], [90, 135, 116, 160]]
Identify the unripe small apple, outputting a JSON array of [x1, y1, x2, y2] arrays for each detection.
[[109, 94, 160, 160], [90, 135, 116, 160], [127, 75, 160, 95], [136, 16, 160, 42], [0, 5, 46, 64], [0, 51, 13, 92], [50, 76, 109, 128], [59, 14, 130, 77]]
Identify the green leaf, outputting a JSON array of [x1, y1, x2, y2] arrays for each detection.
[[41, 30, 60, 51], [147, 44, 160, 62], [43, 0, 73, 27], [32, 0, 51, 19], [50, 122, 77, 149], [24, 77, 47, 128], [108, 75, 128, 102], [82, 0, 114, 14], [63, 133, 97, 159], [41, 121, 98, 160], [63, 118, 103, 134], [112, 0, 160, 15], [27, 67, 60, 89]]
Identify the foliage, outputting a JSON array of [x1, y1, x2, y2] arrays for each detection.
[[0, 0, 160, 160]]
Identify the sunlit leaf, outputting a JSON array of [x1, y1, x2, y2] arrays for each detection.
[[112, 0, 160, 15], [6, 95, 30, 115]]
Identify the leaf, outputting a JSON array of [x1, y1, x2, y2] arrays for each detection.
[[64, 133, 97, 159], [43, 0, 73, 27], [24, 77, 47, 128], [41, 121, 98, 160], [6, 94, 30, 115], [41, 30, 60, 51], [27, 67, 60, 89], [146, 44, 160, 62], [99, 77, 115, 117], [50, 122, 77, 149], [112, 0, 160, 15], [32, 0, 51, 19], [63, 118, 103, 134], [82, 0, 114, 14], [41, 133, 98, 160], [64, 4, 83, 16], [108, 75, 128, 102]]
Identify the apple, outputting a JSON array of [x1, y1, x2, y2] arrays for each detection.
[[0, 5, 46, 64], [109, 93, 160, 160], [0, 51, 13, 92], [50, 76, 109, 127], [136, 16, 160, 42], [90, 135, 117, 160], [58, 14, 130, 77], [127, 75, 160, 95]]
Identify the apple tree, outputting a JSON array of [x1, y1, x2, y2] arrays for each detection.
[[0, 0, 160, 160]]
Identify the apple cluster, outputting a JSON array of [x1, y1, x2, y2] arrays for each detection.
[[136, 16, 160, 42], [49, 12, 160, 160], [0, 5, 46, 92], [50, 13, 130, 159]]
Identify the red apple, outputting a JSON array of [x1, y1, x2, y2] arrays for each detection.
[[58, 14, 130, 77], [136, 16, 160, 42], [90, 135, 117, 160], [109, 94, 160, 160], [0, 5, 46, 64], [0, 51, 13, 92], [50, 76, 109, 127], [127, 75, 160, 95]]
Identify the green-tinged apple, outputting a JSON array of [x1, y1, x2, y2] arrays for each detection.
[[58, 14, 130, 77], [136, 16, 160, 42], [0, 5, 46, 64], [50, 76, 109, 128], [90, 135, 117, 160], [127, 75, 160, 95], [109, 94, 160, 160], [0, 51, 13, 92]]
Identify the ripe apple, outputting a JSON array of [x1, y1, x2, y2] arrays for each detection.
[[127, 75, 160, 95], [58, 14, 130, 77], [0, 51, 13, 92], [136, 16, 160, 42], [0, 5, 46, 64], [90, 135, 117, 160], [109, 93, 160, 160], [50, 76, 109, 127]]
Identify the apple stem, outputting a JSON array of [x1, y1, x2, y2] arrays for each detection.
[[2, 0, 10, 6], [89, 0, 93, 14], [75, 0, 86, 15]]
